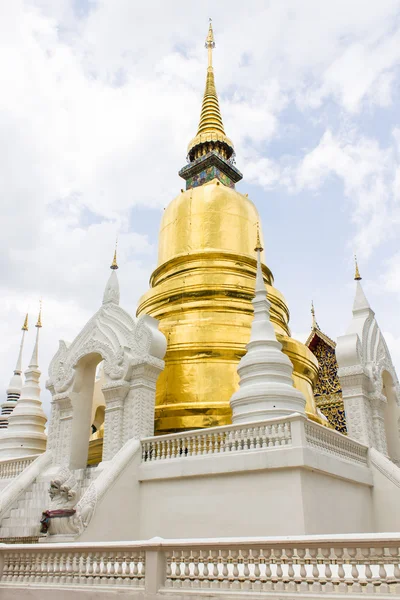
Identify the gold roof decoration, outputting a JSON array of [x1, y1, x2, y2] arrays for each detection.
[[306, 301, 335, 349], [111, 240, 119, 270], [311, 300, 319, 330], [36, 301, 42, 328], [254, 222, 263, 252], [22, 313, 29, 331], [187, 20, 234, 161], [354, 254, 361, 281]]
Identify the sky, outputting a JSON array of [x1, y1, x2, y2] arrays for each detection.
[[1, 0, 400, 416]]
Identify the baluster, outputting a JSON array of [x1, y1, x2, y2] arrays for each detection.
[[320, 547, 333, 591], [170, 439, 176, 459], [266, 425, 273, 447], [390, 547, 400, 583], [211, 550, 219, 584], [333, 547, 346, 593], [202, 551, 209, 584], [64, 552, 72, 584], [86, 552, 94, 585], [22, 552, 30, 583], [131, 555, 139, 586], [57, 552, 65, 584], [232, 550, 239, 587], [285, 548, 295, 590], [243, 550, 250, 589], [161, 440, 166, 459], [309, 548, 321, 591], [165, 551, 172, 587], [377, 547, 389, 593], [274, 548, 284, 591], [108, 553, 116, 584], [1, 551, 9, 582], [284, 422, 291, 444], [192, 550, 200, 585], [234, 429, 241, 452], [184, 552, 191, 582], [296, 548, 307, 591], [346, 547, 360, 592]]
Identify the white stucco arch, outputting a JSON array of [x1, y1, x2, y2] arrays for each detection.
[[337, 280, 400, 462], [46, 287, 166, 468]]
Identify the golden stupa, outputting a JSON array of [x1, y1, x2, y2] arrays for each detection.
[[137, 22, 321, 434]]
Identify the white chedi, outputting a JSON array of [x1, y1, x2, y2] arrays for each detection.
[[0, 310, 47, 458], [230, 233, 306, 423]]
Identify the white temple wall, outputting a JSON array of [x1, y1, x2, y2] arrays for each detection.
[[139, 469, 307, 538], [300, 470, 373, 534], [138, 467, 373, 539], [369, 448, 400, 532]]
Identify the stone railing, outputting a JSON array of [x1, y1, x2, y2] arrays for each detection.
[[0, 534, 399, 596], [0, 455, 39, 480], [304, 419, 369, 465], [142, 417, 293, 462], [141, 413, 368, 466]]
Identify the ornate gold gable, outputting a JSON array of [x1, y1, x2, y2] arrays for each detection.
[[306, 324, 347, 434]]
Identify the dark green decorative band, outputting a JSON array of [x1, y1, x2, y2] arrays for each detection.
[[179, 151, 242, 190], [185, 165, 235, 189]]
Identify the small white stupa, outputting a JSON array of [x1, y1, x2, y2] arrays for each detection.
[[230, 226, 306, 423], [0, 306, 47, 458], [0, 314, 29, 429]]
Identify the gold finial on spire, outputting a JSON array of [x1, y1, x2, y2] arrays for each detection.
[[206, 18, 215, 68], [22, 313, 29, 331], [111, 239, 119, 270], [354, 254, 362, 281], [254, 222, 263, 252], [36, 300, 42, 328]]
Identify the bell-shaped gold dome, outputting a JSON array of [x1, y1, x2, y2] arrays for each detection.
[[137, 22, 321, 433]]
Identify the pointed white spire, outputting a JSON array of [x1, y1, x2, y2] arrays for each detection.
[[0, 305, 47, 458], [103, 243, 120, 305], [352, 257, 374, 317], [230, 226, 306, 423], [0, 314, 29, 430]]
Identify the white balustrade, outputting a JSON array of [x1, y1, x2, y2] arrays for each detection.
[[142, 418, 292, 462], [0, 535, 399, 596], [304, 420, 368, 465], [0, 543, 145, 587], [163, 539, 400, 594], [141, 414, 369, 468], [0, 455, 38, 479]]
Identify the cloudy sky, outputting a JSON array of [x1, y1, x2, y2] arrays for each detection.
[[1, 0, 400, 415]]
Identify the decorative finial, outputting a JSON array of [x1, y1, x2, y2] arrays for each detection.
[[36, 301, 42, 328], [354, 255, 361, 281], [206, 19, 215, 68], [254, 222, 263, 252], [311, 300, 319, 330], [111, 239, 119, 270], [22, 313, 29, 331]]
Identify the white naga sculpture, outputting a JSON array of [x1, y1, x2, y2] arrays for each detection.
[[45, 254, 167, 470], [337, 261, 400, 464]]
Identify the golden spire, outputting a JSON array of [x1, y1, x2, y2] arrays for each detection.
[[354, 255, 361, 280], [111, 240, 119, 270], [36, 301, 42, 328], [187, 20, 234, 161], [254, 222, 263, 252], [22, 313, 29, 331]]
